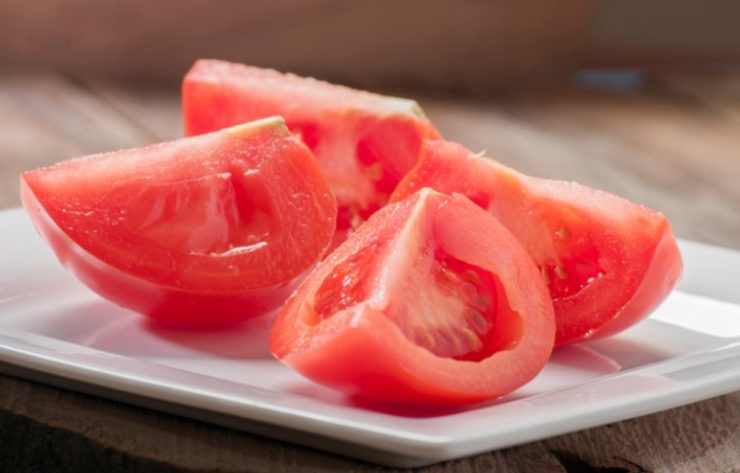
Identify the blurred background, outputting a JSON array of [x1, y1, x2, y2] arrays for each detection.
[[0, 1, 739, 90], [1, 0, 739, 243]]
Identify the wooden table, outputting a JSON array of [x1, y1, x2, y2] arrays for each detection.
[[1, 71, 739, 472]]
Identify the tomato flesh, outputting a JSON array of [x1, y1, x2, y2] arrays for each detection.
[[391, 140, 683, 345], [21, 117, 336, 326], [270, 189, 554, 405], [183, 60, 440, 232]]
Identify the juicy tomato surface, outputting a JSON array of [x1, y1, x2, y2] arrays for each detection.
[[391, 140, 683, 346], [21, 117, 336, 326], [270, 189, 555, 405], [183, 59, 440, 231]]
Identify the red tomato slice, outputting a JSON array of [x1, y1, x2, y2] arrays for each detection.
[[21, 117, 336, 326], [270, 189, 555, 405], [391, 140, 683, 346], [182, 59, 440, 231]]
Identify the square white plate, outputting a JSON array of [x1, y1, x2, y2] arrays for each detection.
[[1, 207, 739, 467]]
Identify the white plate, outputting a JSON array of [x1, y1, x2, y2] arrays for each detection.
[[1, 207, 739, 467]]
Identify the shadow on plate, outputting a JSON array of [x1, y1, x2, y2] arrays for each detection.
[[49, 299, 276, 360], [141, 313, 277, 359]]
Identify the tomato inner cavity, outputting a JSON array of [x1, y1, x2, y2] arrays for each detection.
[[289, 119, 389, 231], [330, 136, 394, 230], [541, 226, 604, 300], [339, 118, 421, 230], [289, 122, 321, 151], [312, 243, 379, 322], [356, 137, 399, 195]]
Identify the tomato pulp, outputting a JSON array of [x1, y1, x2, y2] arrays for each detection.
[[270, 189, 555, 405], [21, 117, 336, 326], [183, 60, 440, 231], [391, 140, 683, 345]]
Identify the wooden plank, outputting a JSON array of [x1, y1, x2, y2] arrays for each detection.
[[77, 78, 182, 142], [0, 73, 167, 208], [0, 0, 593, 92], [1, 375, 737, 472], [659, 71, 740, 125]]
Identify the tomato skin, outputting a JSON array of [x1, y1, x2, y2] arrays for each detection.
[[183, 60, 440, 232], [21, 118, 336, 326], [270, 190, 555, 406], [390, 140, 683, 345], [583, 223, 681, 340]]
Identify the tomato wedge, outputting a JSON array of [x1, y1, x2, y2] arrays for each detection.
[[270, 189, 555, 405], [21, 117, 336, 326], [183, 59, 440, 231], [391, 140, 683, 346]]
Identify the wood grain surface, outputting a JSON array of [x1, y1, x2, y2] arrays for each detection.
[[0, 0, 592, 92], [1, 71, 739, 472]]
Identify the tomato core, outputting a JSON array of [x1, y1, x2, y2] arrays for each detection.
[[392, 249, 501, 361], [310, 237, 523, 362]]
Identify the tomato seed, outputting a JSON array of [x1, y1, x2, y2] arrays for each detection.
[[367, 163, 384, 181], [461, 327, 481, 350], [463, 269, 480, 284], [459, 282, 481, 308], [468, 309, 491, 333], [441, 268, 461, 284], [556, 227, 572, 240]]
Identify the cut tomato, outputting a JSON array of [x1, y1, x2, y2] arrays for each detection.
[[21, 117, 336, 326], [270, 189, 555, 405], [391, 140, 683, 346], [182, 59, 440, 231]]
